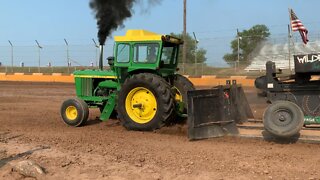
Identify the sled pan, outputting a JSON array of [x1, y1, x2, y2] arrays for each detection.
[[187, 82, 254, 140]]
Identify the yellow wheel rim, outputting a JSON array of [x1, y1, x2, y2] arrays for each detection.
[[174, 87, 183, 102], [66, 106, 78, 121], [125, 87, 157, 124]]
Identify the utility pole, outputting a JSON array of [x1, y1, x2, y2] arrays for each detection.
[[182, 0, 187, 74], [237, 29, 241, 70], [64, 39, 70, 74], [92, 38, 99, 67], [35, 40, 43, 73], [8, 40, 13, 72]]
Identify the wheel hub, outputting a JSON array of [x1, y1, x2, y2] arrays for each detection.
[[174, 87, 183, 102], [279, 115, 286, 121], [274, 109, 292, 126], [125, 87, 157, 124], [66, 106, 77, 120]]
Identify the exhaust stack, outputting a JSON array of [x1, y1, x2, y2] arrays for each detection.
[[99, 45, 104, 70]]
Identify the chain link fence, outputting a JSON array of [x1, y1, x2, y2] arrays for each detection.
[[1, 33, 319, 76]]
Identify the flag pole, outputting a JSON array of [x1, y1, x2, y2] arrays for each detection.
[[288, 24, 292, 73], [288, 8, 293, 73]]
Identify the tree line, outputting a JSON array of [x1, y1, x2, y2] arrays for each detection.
[[172, 24, 270, 65]]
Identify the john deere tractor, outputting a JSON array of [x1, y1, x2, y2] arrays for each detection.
[[60, 30, 195, 130]]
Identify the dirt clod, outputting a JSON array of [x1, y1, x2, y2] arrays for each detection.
[[12, 160, 45, 178]]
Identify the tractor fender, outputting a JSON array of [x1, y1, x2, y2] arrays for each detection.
[[128, 69, 159, 76]]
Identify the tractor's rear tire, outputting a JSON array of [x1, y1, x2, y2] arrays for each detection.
[[173, 74, 195, 112], [61, 98, 89, 127], [263, 101, 304, 138], [172, 74, 195, 123], [117, 73, 175, 131]]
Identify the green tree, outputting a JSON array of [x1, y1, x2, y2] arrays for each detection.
[[170, 33, 207, 63], [223, 24, 270, 64]]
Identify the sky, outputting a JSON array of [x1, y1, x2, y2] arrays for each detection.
[[1, 0, 320, 67]]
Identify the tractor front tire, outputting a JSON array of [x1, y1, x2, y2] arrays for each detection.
[[61, 98, 89, 127], [263, 101, 304, 138], [117, 73, 175, 131]]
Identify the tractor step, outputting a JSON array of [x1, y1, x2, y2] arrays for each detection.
[[100, 93, 116, 121]]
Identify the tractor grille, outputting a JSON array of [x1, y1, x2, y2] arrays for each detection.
[[80, 78, 93, 96]]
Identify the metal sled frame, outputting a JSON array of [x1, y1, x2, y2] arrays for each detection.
[[187, 82, 254, 140]]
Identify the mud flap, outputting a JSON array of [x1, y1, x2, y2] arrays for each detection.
[[187, 83, 254, 140]]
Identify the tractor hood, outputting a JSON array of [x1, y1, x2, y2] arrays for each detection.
[[73, 69, 117, 79]]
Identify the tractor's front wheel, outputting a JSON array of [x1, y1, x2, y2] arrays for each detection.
[[61, 98, 89, 127], [117, 73, 175, 131]]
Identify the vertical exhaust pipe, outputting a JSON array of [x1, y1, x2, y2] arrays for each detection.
[[99, 45, 104, 70]]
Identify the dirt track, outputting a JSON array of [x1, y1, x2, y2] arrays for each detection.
[[0, 81, 319, 179]]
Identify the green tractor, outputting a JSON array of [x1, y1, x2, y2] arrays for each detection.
[[60, 30, 195, 130]]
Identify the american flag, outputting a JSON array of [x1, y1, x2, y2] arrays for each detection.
[[290, 9, 309, 44]]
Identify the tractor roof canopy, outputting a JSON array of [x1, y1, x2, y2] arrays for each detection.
[[114, 30, 183, 45]]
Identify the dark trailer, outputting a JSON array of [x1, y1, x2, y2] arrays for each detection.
[[255, 53, 320, 138]]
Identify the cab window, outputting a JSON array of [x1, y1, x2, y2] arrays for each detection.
[[134, 43, 159, 63], [161, 46, 178, 65], [116, 44, 130, 63]]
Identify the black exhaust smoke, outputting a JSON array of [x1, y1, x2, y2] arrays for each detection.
[[90, 0, 162, 70], [90, 0, 162, 45], [90, 0, 135, 46], [90, 0, 135, 70]]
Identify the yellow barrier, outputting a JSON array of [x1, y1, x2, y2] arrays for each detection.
[[0, 74, 74, 83], [188, 77, 255, 87], [0, 74, 255, 87]]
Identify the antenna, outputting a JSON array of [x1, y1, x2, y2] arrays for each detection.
[[64, 39, 70, 73], [8, 40, 13, 72], [92, 38, 99, 67], [193, 32, 199, 43], [35, 40, 43, 73], [92, 38, 99, 48], [193, 32, 199, 75], [35, 40, 43, 49]]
